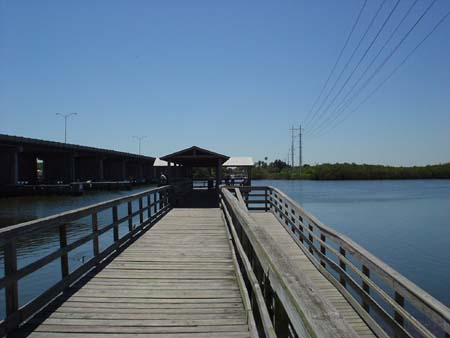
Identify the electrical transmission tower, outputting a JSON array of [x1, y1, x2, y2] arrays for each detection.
[[289, 125, 303, 176]]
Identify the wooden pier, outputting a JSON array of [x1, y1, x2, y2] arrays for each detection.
[[1, 183, 449, 338]]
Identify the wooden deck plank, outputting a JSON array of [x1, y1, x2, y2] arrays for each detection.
[[19, 208, 251, 338], [251, 212, 377, 338]]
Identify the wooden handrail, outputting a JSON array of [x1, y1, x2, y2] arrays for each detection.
[[233, 185, 450, 338], [0, 185, 172, 336], [220, 188, 361, 338], [0, 185, 171, 246]]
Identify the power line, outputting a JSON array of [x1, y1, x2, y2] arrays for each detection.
[[313, 2, 450, 139], [303, 0, 368, 127], [307, 0, 401, 136], [329, 0, 419, 120], [305, 0, 387, 133], [312, 0, 438, 138]]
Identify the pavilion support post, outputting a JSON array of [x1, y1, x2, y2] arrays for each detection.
[[167, 162, 172, 183], [216, 160, 222, 189], [246, 166, 252, 186]]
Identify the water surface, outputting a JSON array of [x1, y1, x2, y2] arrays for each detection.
[[0, 180, 449, 319], [254, 179, 450, 307]]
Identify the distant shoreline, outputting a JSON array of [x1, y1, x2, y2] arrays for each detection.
[[251, 162, 450, 180]]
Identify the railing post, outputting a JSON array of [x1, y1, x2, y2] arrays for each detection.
[[339, 247, 346, 287], [274, 294, 290, 337], [264, 188, 268, 212], [112, 206, 119, 242], [127, 201, 133, 232], [147, 194, 151, 220], [4, 240, 19, 332], [294, 216, 301, 245], [362, 265, 370, 312], [394, 292, 405, 327], [153, 192, 157, 215], [308, 223, 314, 254], [92, 213, 99, 257], [320, 234, 326, 268], [158, 191, 163, 210], [139, 197, 144, 224], [59, 224, 69, 278]]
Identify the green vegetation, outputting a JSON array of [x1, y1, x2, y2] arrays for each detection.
[[252, 160, 450, 180]]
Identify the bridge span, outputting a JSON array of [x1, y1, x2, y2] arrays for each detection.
[[0, 134, 155, 186]]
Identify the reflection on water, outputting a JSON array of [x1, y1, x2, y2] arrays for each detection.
[[254, 179, 450, 308], [0, 186, 155, 319]]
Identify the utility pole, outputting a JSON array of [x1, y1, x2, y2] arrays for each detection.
[[56, 113, 77, 143], [290, 126, 295, 175], [133, 136, 147, 155], [298, 124, 302, 176]]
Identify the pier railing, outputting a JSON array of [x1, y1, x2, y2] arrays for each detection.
[[225, 185, 450, 338], [0, 185, 172, 336]]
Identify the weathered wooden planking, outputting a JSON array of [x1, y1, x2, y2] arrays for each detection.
[[19, 208, 251, 338], [251, 212, 377, 338]]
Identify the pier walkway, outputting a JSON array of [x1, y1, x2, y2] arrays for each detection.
[[1, 184, 449, 338], [20, 208, 252, 338]]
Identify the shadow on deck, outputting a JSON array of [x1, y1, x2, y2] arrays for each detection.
[[175, 189, 219, 208]]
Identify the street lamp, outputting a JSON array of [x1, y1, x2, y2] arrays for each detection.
[[56, 113, 77, 143], [132, 136, 147, 155]]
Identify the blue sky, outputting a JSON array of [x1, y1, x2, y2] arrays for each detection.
[[1, 0, 449, 165]]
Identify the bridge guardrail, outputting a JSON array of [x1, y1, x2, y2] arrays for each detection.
[[229, 185, 450, 338], [0, 185, 172, 337]]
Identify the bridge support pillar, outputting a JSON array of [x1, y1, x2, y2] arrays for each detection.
[[121, 160, 127, 181], [98, 158, 104, 181], [42, 154, 75, 184], [103, 158, 127, 182], [75, 156, 105, 182], [18, 153, 37, 184], [0, 148, 18, 185]]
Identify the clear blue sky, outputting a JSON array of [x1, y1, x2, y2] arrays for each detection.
[[1, 0, 449, 165]]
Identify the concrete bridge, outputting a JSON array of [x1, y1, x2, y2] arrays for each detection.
[[0, 134, 155, 185]]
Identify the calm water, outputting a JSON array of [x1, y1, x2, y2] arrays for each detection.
[[254, 179, 450, 308], [0, 185, 156, 319], [0, 180, 449, 319]]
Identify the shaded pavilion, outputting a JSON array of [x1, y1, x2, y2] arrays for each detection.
[[160, 146, 229, 189]]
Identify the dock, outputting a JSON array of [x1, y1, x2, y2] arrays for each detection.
[[0, 145, 449, 338], [21, 208, 252, 338]]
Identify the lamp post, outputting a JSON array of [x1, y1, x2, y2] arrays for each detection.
[[132, 136, 147, 155], [56, 113, 77, 143]]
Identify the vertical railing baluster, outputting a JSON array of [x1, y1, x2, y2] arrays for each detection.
[[308, 223, 314, 254], [59, 224, 69, 278], [4, 240, 19, 332], [153, 192, 157, 215], [147, 194, 151, 220], [92, 213, 99, 257], [127, 201, 133, 232], [298, 216, 304, 243], [159, 191, 163, 210], [112, 206, 119, 242], [362, 265, 370, 312], [339, 247, 346, 287], [394, 292, 405, 327], [274, 294, 289, 337], [265, 188, 268, 211], [139, 197, 144, 225], [320, 234, 326, 268]]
